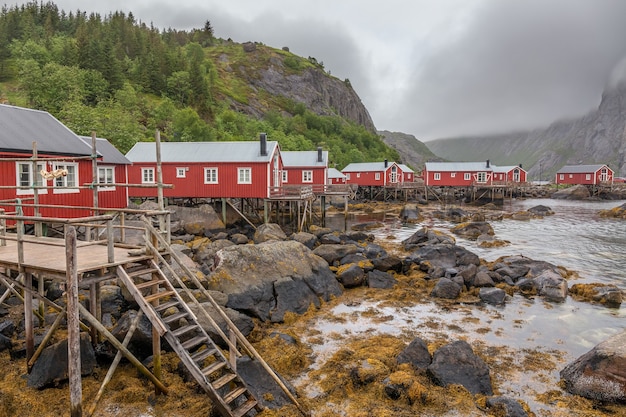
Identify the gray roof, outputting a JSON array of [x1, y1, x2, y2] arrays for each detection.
[[79, 136, 131, 165], [424, 161, 491, 171], [557, 164, 610, 174], [328, 167, 346, 179], [342, 161, 398, 172], [492, 165, 525, 173], [281, 150, 328, 167], [125, 141, 279, 163], [0, 104, 93, 156], [398, 164, 414, 173]]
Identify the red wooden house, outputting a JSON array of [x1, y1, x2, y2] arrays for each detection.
[[0, 104, 128, 219], [125, 134, 283, 199], [555, 164, 613, 185], [423, 160, 527, 186], [328, 168, 346, 185], [280, 148, 328, 192], [398, 164, 415, 182], [342, 160, 403, 186]]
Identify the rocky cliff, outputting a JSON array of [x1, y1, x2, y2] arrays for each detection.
[[378, 130, 441, 170], [427, 82, 626, 179]]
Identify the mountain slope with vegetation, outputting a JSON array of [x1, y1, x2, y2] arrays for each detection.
[[377, 130, 442, 171], [427, 82, 626, 180], [0, 1, 398, 169]]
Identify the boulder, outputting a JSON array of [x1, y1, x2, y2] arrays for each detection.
[[165, 244, 205, 288], [427, 340, 493, 395], [527, 205, 554, 216], [479, 287, 506, 305], [0, 333, 11, 351], [366, 270, 397, 289], [110, 310, 154, 359], [450, 221, 495, 240], [253, 223, 287, 243], [0, 320, 15, 337], [229, 233, 249, 245], [313, 243, 359, 264], [100, 285, 127, 320], [188, 302, 255, 343], [471, 270, 495, 288], [569, 283, 623, 308], [396, 337, 431, 370], [236, 355, 298, 409], [400, 204, 420, 222], [208, 241, 342, 322], [336, 264, 366, 288], [192, 239, 235, 264], [560, 330, 626, 402], [27, 333, 96, 389], [405, 243, 480, 271], [486, 396, 529, 417], [402, 227, 455, 251], [319, 233, 341, 244], [430, 278, 461, 299], [290, 232, 318, 249], [167, 204, 225, 235], [535, 269, 568, 302], [372, 255, 403, 273], [551, 184, 590, 200]]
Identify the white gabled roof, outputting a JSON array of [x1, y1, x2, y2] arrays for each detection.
[[557, 164, 610, 174], [398, 164, 414, 173], [125, 141, 279, 163], [342, 161, 398, 172], [281, 150, 328, 168], [328, 167, 346, 179], [424, 161, 492, 172], [79, 136, 130, 164], [492, 165, 525, 173]]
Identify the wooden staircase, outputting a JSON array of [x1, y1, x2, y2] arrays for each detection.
[[117, 259, 262, 417]]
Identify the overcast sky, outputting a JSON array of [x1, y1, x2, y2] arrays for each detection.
[[7, 0, 626, 140]]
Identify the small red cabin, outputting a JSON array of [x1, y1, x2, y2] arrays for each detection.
[[125, 134, 283, 200], [328, 168, 346, 185], [342, 161, 403, 186], [281, 148, 328, 192], [398, 164, 415, 182], [0, 104, 128, 218], [555, 164, 613, 185], [423, 161, 526, 186], [492, 165, 527, 183]]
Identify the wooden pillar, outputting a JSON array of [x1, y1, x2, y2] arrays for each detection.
[[91, 132, 99, 216], [66, 226, 82, 417], [24, 272, 34, 363], [37, 274, 44, 327], [263, 200, 268, 224], [321, 196, 326, 227], [221, 198, 227, 226]]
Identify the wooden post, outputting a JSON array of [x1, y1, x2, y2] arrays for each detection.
[[91, 132, 98, 216], [106, 220, 114, 263], [37, 274, 44, 327], [32, 142, 42, 237], [66, 226, 82, 417], [155, 130, 164, 211], [222, 198, 227, 226], [24, 272, 34, 364], [263, 200, 268, 223]]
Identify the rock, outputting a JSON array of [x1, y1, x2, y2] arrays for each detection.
[[400, 204, 420, 222], [188, 302, 255, 343], [165, 244, 205, 288], [495, 265, 530, 282], [290, 232, 317, 249], [339, 253, 369, 266], [110, 310, 154, 359], [402, 227, 455, 251], [486, 396, 529, 417], [336, 264, 366, 288], [527, 205, 554, 216], [560, 330, 626, 402], [0, 320, 15, 337], [229, 233, 249, 244], [450, 221, 494, 240], [351, 359, 389, 385], [551, 184, 591, 200], [535, 269, 568, 302], [427, 340, 493, 395], [569, 283, 623, 307], [340, 231, 372, 243], [361, 243, 387, 259], [430, 278, 461, 299], [372, 255, 403, 273], [471, 270, 495, 288], [236, 355, 298, 409], [253, 223, 287, 243], [397, 337, 431, 370], [351, 221, 384, 231], [0, 333, 11, 351], [308, 225, 332, 237], [366, 270, 397, 289], [312, 243, 359, 264], [319, 233, 341, 244], [405, 243, 480, 271], [479, 287, 506, 305], [208, 241, 343, 322], [167, 204, 225, 235], [27, 333, 96, 389], [100, 285, 127, 320], [510, 211, 532, 221], [192, 239, 235, 264]]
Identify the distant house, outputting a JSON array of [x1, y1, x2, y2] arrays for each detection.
[[555, 164, 613, 185], [398, 164, 415, 182], [423, 160, 526, 186], [125, 134, 283, 200], [280, 148, 328, 191], [328, 167, 346, 185], [342, 160, 403, 186], [0, 104, 128, 218]]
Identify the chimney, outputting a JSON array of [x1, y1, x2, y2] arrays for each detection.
[[384, 159, 388, 168], [317, 147, 323, 163], [519, 163, 523, 168], [260, 133, 267, 156], [486, 159, 490, 168]]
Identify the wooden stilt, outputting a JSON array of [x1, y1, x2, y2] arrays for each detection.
[[24, 272, 34, 364], [66, 227, 82, 417]]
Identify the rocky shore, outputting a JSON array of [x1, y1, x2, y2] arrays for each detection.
[[0, 201, 625, 417]]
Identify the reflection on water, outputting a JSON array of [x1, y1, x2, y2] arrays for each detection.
[[316, 199, 626, 415]]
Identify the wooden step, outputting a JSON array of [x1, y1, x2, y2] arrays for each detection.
[[135, 279, 167, 290], [171, 324, 199, 338], [181, 335, 208, 351], [211, 373, 237, 390], [190, 347, 218, 364], [154, 299, 180, 313], [144, 290, 176, 304], [126, 267, 159, 278], [223, 386, 247, 404], [201, 360, 227, 377], [162, 310, 189, 324], [231, 398, 258, 417]]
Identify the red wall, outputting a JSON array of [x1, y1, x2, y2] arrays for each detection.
[[283, 167, 327, 186], [345, 165, 402, 186], [425, 170, 484, 186], [556, 167, 613, 185]]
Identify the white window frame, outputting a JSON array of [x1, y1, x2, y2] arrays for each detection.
[[434, 172, 441, 181], [476, 172, 487, 183], [238, 167, 252, 184], [569, 174, 573, 179], [346, 173, 350, 180], [302, 170, 313, 183], [356, 173, 361, 178], [176, 167, 187, 178], [464, 173, 471, 181], [142, 167, 155, 184], [375, 172, 381, 180], [585, 174, 591, 181], [559, 174, 565, 181], [204, 167, 218, 184], [52, 162, 79, 194], [97, 166, 115, 191], [16, 162, 48, 195], [282, 170, 288, 183], [450, 172, 456, 178]]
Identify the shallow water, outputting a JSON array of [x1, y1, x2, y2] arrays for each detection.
[[314, 199, 626, 415]]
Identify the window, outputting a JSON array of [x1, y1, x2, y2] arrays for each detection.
[[356, 173, 361, 178], [560, 174, 564, 180], [282, 170, 288, 183], [346, 173, 350, 180], [204, 167, 218, 184], [476, 172, 487, 183], [238, 168, 252, 184], [375, 172, 381, 180], [302, 170, 313, 183], [569, 174, 573, 179], [434, 173, 441, 180], [53, 163, 79, 193], [451, 172, 456, 178], [585, 174, 591, 181], [464, 173, 470, 180], [176, 167, 187, 178], [97, 166, 115, 190], [16, 162, 47, 195], [142, 168, 155, 184]]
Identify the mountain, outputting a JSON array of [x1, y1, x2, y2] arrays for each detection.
[[377, 130, 441, 170], [427, 82, 626, 180]]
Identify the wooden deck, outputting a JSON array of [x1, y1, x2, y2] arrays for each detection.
[[0, 234, 152, 279]]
